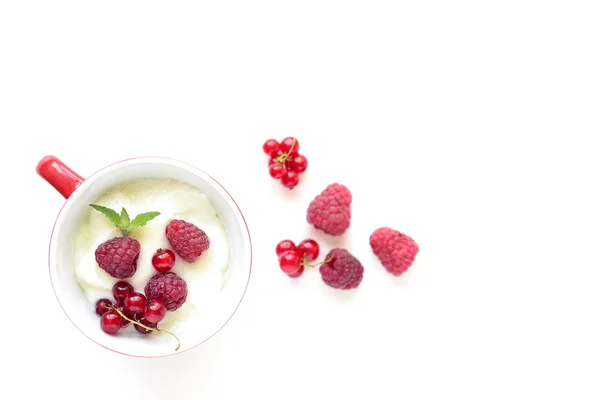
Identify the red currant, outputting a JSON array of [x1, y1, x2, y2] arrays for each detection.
[[297, 239, 319, 262], [112, 281, 133, 307], [276, 240, 296, 257], [281, 170, 300, 188], [280, 137, 299, 155], [288, 265, 304, 278], [152, 249, 176, 273], [269, 149, 284, 165], [263, 139, 280, 156], [279, 250, 301, 274], [95, 298, 113, 316], [145, 299, 167, 324], [269, 163, 286, 179], [123, 292, 147, 319], [119, 307, 131, 327], [100, 310, 122, 334], [290, 154, 308, 173], [134, 319, 157, 335]]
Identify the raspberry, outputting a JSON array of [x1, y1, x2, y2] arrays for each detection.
[[369, 227, 419, 276], [144, 272, 188, 311], [319, 248, 363, 290], [306, 183, 351, 236], [95, 237, 140, 279], [166, 219, 210, 262]]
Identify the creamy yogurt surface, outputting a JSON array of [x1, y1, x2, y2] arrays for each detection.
[[74, 178, 230, 330]]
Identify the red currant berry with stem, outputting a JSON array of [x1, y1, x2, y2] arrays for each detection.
[[95, 298, 113, 316], [152, 249, 176, 273], [112, 281, 133, 306], [134, 319, 157, 334], [290, 154, 308, 173], [297, 239, 319, 262], [124, 292, 147, 319], [280, 137, 299, 155], [269, 150, 284, 165], [279, 250, 301, 275], [263, 139, 280, 156], [288, 265, 304, 278], [145, 299, 168, 324], [281, 170, 300, 188], [276, 240, 296, 257], [100, 310, 123, 334], [269, 163, 286, 179]]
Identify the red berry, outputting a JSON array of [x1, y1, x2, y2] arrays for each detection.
[[152, 249, 176, 273], [123, 292, 147, 319], [290, 154, 308, 173], [279, 250, 301, 275], [144, 272, 188, 311], [95, 237, 140, 279], [134, 319, 157, 334], [269, 149, 284, 165], [112, 281, 133, 306], [297, 239, 319, 262], [95, 298, 113, 316], [145, 299, 167, 324], [288, 265, 304, 278], [119, 307, 131, 327], [275, 240, 296, 257], [269, 163, 286, 179], [280, 137, 300, 155], [100, 310, 122, 334], [281, 170, 300, 188], [166, 219, 210, 262], [262, 139, 280, 156]]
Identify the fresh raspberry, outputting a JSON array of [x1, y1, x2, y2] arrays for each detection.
[[144, 272, 188, 311], [370, 227, 419, 276], [306, 183, 352, 236], [165, 219, 210, 262], [95, 237, 140, 279], [319, 248, 363, 290]]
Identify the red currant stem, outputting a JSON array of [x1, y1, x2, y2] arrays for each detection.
[[301, 256, 333, 268], [276, 137, 297, 164], [108, 306, 181, 351]]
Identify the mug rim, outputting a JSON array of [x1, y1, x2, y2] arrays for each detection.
[[47, 156, 252, 358]]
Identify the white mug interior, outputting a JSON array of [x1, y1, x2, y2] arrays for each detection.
[[49, 158, 251, 357]]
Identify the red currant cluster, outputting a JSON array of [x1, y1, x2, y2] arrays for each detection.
[[94, 248, 180, 347], [276, 238, 320, 278], [263, 136, 308, 188]]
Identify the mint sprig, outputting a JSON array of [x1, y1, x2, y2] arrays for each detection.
[[90, 204, 160, 236]]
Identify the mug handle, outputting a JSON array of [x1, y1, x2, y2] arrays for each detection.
[[37, 155, 85, 199]]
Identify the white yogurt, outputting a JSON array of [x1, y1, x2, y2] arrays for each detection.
[[73, 178, 230, 330]]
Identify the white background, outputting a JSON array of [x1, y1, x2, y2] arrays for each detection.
[[1, 1, 599, 399]]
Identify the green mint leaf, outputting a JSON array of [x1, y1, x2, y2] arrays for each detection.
[[89, 204, 123, 231], [120, 207, 130, 229], [127, 211, 161, 233]]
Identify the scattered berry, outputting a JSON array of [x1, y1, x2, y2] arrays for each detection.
[[307, 183, 352, 236], [152, 248, 176, 273], [290, 154, 308, 173], [134, 319, 157, 335], [275, 240, 296, 257], [145, 299, 168, 324], [100, 310, 123, 334], [112, 281, 134, 307], [123, 292, 147, 320], [281, 170, 300, 188], [262, 139, 280, 156], [370, 227, 419, 276], [297, 239, 319, 262], [95, 237, 141, 279], [269, 163, 286, 179], [280, 137, 299, 155], [279, 250, 301, 275], [95, 298, 113, 316], [319, 248, 364, 290], [145, 272, 188, 311], [166, 219, 210, 262], [288, 265, 304, 278]]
